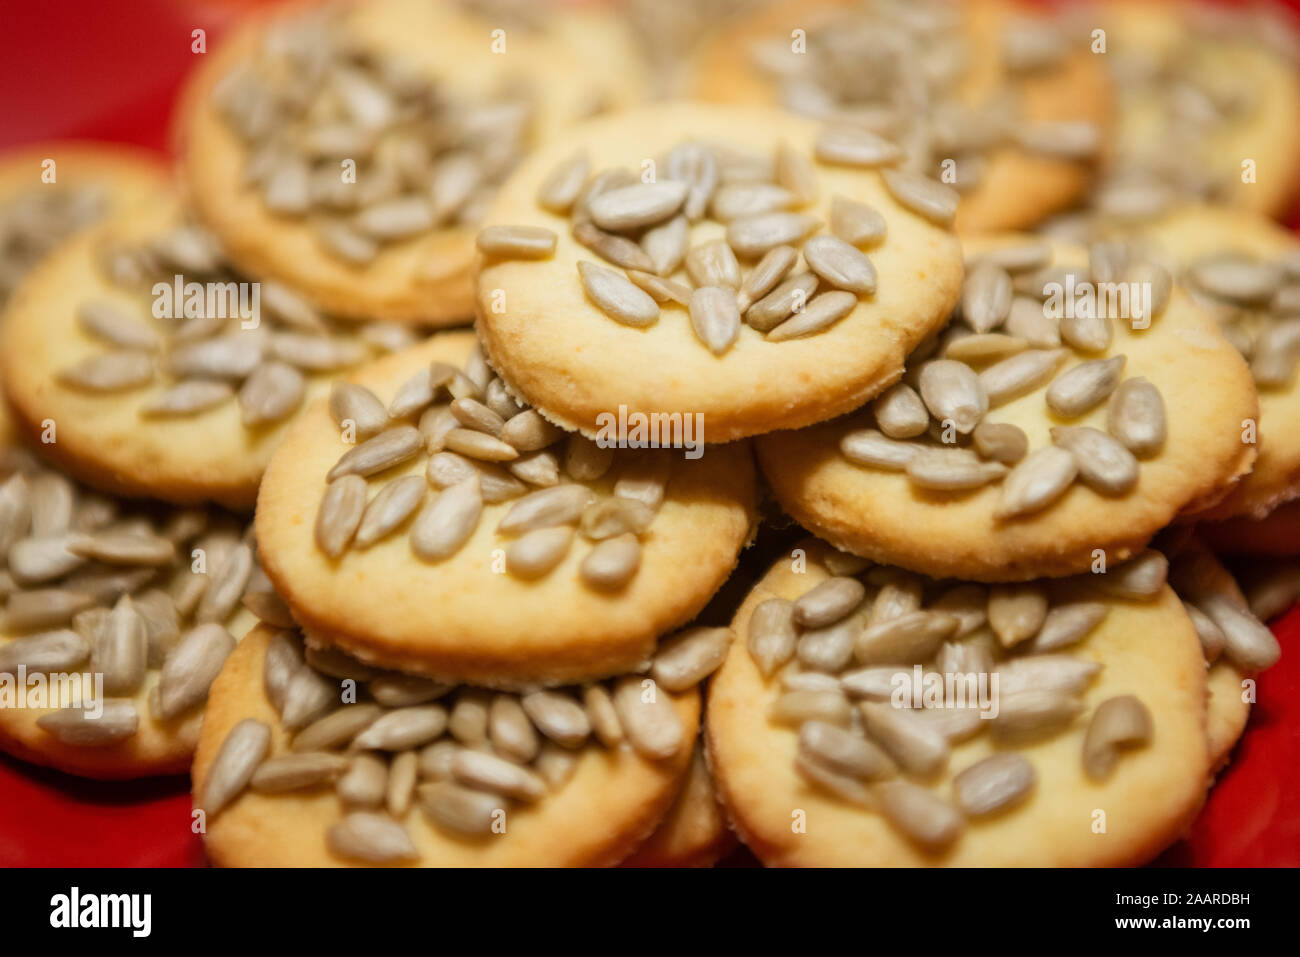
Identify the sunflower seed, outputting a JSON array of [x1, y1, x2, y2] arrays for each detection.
[[864, 383, 926, 440], [968, 421, 1026, 465], [640, 214, 688, 276], [767, 289, 858, 341], [978, 349, 1066, 406], [440, 428, 517, 463], [33, 698, 136, 747], [155, 623, 234, 720], [482, 378, 522, 420], [329, 383, 389, 440], [794, 750, 876, 804], [497, 410, 561, 453], [7, 535, 83, 584], [263, 159, 311, 214], [1059, 310, 1113, 353], [327, 426, 423, 481], [88, 595, 147, 696], [385, 750, 417, 817], [996, 654, 1102, 697], [450, 398, 507, 439], [708, 183, 792, 223], [3, 588, 95, 631], [260, 631, 303, 715], [1003, 296, 1061, 348], [588, 181, 688, 232], [521, 690, 591, 746], [727, 212, 820, 259], [829, 196, 886, 248], [664, 141, 718, 219], [992, 689, 1082, 740], [73, 529, 175, 567], [573, 685, 620, 748], [497, 484, 593, 536], [488, 695, 539, 762], [971, 242, 1052, 275], [0, 629, 88, 675], [743, 597, 797, 677], [906, 449, 1008, 490], [1099, 548, 1167, 598], [1081, 695, 1152, 781], [1194, 593, 1281, 672], [995, 446, 1077, 519], [243, 586, 294, 629], [448, 691, 490, 746], [475, 225, 557, 260], [304, 644, 378, 682], [650, 626, 731, 692], [251, 751, 349, 792], [952, 753, 1035, 817], [854, 611, 958, 665], [337, 753, 388, 808], [292, 703, 382, 752], [169, 333, 264, 380], [417, 780, 506, 835], [733, 246, 795, 314], [797, 617, 857, 672], [282, 666, 341, 731], [350, 474, 423, 547], [859, 702, 950, 776], [958, 264, 1011, 335], [1106, 377, 1166, 457], [0, 475, 31, 554], [77, 301, 160, 351], [355, 196, 435, 240], [577, 260, 659, 327], [882, 169, 959, 226], [572, 221, 655, 272], [918, 359, 987, 432], [1191, 255, 1282, 305], [410, 477, 482, 562], [791, 577, 864, 629], [612, 675, 685, 759], [1046, 355, 1126, 417], [802, 235, 877, 295], [326, 812, 417, 864], [685, 286, 741, 355], [1051, 426, 1139, 495], [682, 239, 739, 290], [537, 150, 589, 212], [314, 475, 367, 559], [944, 333, 1029, 365], [626, 269, 692, 306], [370, 674, 451, 709], [987, 584, 1048, 648], [386, 371, 435, 421], [580, 532, 641, 590], [235, 361, 303, 426], [1184, 602, 1226, 662], [842, 427, 921, 473], [269, 332, 365, 372], [452, 748, 546, 802], [353, 705, 448, 751], [494, 525, 571, 580], [815, 127, 904, 166], [58, 351, 155, 391], [201, 718, 271, 816], [564, 435, 613, 481], [139, 380, 234, 417]]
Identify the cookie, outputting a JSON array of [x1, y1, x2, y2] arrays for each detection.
[[177, 0, 650, 325], [757, 236, 1258, 580], [706, 539, 1210, 866], [1087, 0, 1300, 219], [474, 101, 964, 442], [255, 331, 758, 685], [690, 0, 1112, 233], [1104, 205, 1300, 521], [0, 195, 394, 510], [0, 140, 167, 307], [620, 741, 736, 867], [0, 424, 259, 778], [194, 624, 702, 867]]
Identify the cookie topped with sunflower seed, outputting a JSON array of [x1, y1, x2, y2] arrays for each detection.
[[756, 236, 1258, 581], [0, 195, 410, 510], [254, 330, 758, 686], [176, 0, 651, 326], [474, 101, 964, 444], [689, 0, 1111, 233]]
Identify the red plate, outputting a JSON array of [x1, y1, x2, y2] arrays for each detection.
[[1, 0, 1298, 867]]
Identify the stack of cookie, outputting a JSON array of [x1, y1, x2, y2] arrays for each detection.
[[0, 0, 1293, 867]]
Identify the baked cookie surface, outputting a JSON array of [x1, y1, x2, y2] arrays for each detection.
[[706, 539, 1209, 866], [690, 0, 1111, 234], [0, 196, 389, 510], [256, 331, 758, 685], [0, 140, 167, 307], [0, 417, 258, 778], [475, 101, 964, 442], [178, 0, 650, 325], [757, 237, 1257, 580], [195, 624, 701, 867], [621, 741, 735, 867]]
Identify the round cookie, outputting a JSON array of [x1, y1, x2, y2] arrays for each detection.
[[255, 332, 758, 685], [690, 0, 1112, 234], [0, 195, 391, 510], [177, 0, 650, 325], [1088, 0, 1300, 219], [1110, 206, 1300, 521], [474, 101, 964, 442], [706, 539, 1210, 866], [757, 236, 1258, 580], [621, 741, 736, 867], [1200, 501, 1300, 558], [0, 427, 258, 778], [0, 140, 167, 307], [194, 624, 701, 867]]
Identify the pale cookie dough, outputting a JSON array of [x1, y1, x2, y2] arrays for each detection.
[[177, 0, 650, 325], [621, 741, 736, 867], [1087, 0, 1300, 219], [256, 332, 758, 685], [757, 236, 1257, 581], [690, 0, 1112, 234], [194, 624, 701, 867], [1, 196, 387, 510], [706, 539, 1210, 866], [0, 419, 258, 778], [475, 101, 964, 442], [1201, 501, 1300, 558], [1112, 206, 1300, 521], [0, 140, 167, 307]]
